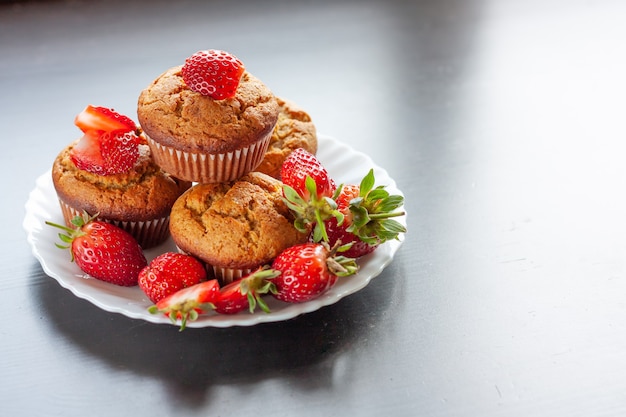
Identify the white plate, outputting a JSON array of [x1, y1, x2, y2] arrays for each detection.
[[23, 135, 406, 328]]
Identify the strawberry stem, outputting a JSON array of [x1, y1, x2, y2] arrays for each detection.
[[367, 210, 406, 220], [237, 266, 280, 314], [282, 177, 342, 243], [45, 211, 99, 260]]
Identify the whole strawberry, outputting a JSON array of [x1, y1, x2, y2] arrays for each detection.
[[281, 148, 341, 242], [138, 252, 207, 303], [281, 148, 336, 201], [271, 242, 358, 303], [325, 169, 406, 258], [46, 212, 147, 286], [149, 279, 220, 331], [324, 184, 378, 258], [214, 267, 279, 315], [181, 49, 245, 99]]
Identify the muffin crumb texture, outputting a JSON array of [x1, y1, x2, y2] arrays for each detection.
[[137, 67, 279, 154], [255, 97, 318, 179], [52, 142, 190, 221], [170, 172, 308, 270]]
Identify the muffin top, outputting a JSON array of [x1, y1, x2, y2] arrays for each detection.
[[255, 97, 318, 179], [52, 141, 191, 221], [169, 172, 308, 270], [137, 66, 279, 154]]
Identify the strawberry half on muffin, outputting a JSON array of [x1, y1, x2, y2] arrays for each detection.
[[51, 105, 191, 249]]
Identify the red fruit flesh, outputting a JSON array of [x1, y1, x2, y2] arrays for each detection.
[[70, 131, 105, 173], [151, 279, 220, 330], [154, 280, 219, 313], [99, 130, 142, 174], [74, 105, 136, 133], [70, 129, 141, 175], [181, 49, 245, 99]]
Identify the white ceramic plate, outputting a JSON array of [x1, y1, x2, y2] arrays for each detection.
[[23, 135, 406, 328]]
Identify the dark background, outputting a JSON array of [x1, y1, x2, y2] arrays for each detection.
[[2, 0, 626, 416]]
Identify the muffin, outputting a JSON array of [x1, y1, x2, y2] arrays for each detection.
[[255, 97, 318, 179], [169, 172, 309, 284], [52, 139, 191, 249], [137, 65, 279, 183]]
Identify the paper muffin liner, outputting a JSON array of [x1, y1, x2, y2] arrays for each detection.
[[145, 131, 272, 183], [58, 199, 170, 249], [211, 266, 255, 285]]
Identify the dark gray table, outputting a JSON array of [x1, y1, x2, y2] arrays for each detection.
[[3, 0, 626, 416]]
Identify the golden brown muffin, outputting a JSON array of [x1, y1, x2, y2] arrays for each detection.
[[255, 97, 318, 179], [137, 66, 279, 183], [169, 172, 309, 283], [52, 140, 191, 248]]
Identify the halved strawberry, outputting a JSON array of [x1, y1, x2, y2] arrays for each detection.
[[70, 129, 142, 175], [74, 105, 136, 134], [181, 49, 245, 100], [148, 279, 220, 331]]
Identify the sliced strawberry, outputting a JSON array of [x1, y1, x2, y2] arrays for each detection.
[[181, 49, 245, 99], [213, 268, 279, 315], [70, 129, 142, 175], [70, 131, 105, 174], [148, 280, 220, 331], [74, 105, 136, 134], [99, 130, 142, 174]]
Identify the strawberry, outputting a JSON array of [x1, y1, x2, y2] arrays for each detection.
[[46, 211, 147, 286], [325, 169, 407, 257], [74, 105, 136, 134], [138, 252, 207, 303], [148, 279, 220, 331], [271, 242, 358, 303], [181, 49, 245, 99], [281, 148, 342, 242], [70, 129, 142, 175], [70, 105, 142, 176], [280, 148, 336, 201], [214, 267, 280, 315]]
